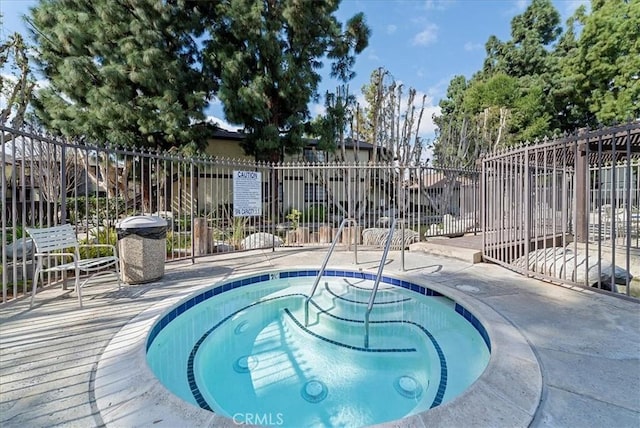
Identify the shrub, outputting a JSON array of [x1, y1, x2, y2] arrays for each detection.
[[66, 196, 129, 226], [286, 208, 302, 229], [78, 227, 118, 258], [3, 226, 24, 245], [175, 215, 191, 231], [231, 217, 249, 248], [166, 231, 191, 255], [302, 204, 327, 222]]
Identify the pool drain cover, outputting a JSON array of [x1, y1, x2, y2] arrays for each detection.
[[301, 380, 328, 403], [233, 355, 258, 373], [394, 375, 423, 399]]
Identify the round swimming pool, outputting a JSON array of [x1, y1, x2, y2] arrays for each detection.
[[145, 269, 491, 427]]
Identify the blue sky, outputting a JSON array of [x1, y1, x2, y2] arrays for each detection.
[[1, 0, 588, 141]]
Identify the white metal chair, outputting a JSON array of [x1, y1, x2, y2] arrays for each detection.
[[25, 224, 121, 308], [601, 204, 629, 238]]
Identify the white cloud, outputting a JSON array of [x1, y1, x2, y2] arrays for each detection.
[[426, 77, 452, 101], [354, 87, 440, 141], [205, 115, 238, 132], [36, 78, 49, 88], [1, 73, 49, 126], [386, 24, 397, 35], [424, 0, 455, 11], [412, 91, 440, 137], [208, 97, 223, 107], [464, 41, 483, 51], [310, 103, 326, 118], [412, 24, 438, 46], [562, 0, 590, 17], [1, 74, 48, 92], [514, 0, 527, 12], [502, 0, 527, 16], [309, 86, 441, 163], [400, 90, 441, 162], [422, 105, 441, 136], [1, 73, 18, 87]]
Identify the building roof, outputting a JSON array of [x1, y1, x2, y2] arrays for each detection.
[[304, 137, 376, 151], [211, 128, 245, 141], [405, 171, 475, 190], [210, 129, 378, 152]]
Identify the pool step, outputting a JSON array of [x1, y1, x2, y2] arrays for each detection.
[[284, 304, 426, 351], [310, 282, 415, 321]]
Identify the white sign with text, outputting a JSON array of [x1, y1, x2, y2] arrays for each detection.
[[233, 170, 262, 216]]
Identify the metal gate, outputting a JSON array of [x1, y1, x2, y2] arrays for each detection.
[[483, 122, 640, 297]]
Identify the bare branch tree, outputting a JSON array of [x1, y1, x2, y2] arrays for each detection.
[[1, 33, 35, 131]]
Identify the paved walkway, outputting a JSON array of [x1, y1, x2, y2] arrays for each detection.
[[1, 248, 638, 427]]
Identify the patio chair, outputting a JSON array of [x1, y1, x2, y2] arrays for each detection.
[[602, 204, 633, 238], [25, 224, 121, 308]]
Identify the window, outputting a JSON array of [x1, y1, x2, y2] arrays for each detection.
[[304, 184, 327, 202], [304, 149, 327, 163], [262, 181, 283, 201]]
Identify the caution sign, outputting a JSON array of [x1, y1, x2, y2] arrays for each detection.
[[233, 170, 262, 217]]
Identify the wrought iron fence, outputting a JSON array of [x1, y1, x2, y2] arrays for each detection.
[[483, 121, 640, 298], [1, 125, 480, 304], [5, 122, 637, 303]]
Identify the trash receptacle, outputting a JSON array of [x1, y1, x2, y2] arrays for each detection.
[[116, 216, 167, 284]]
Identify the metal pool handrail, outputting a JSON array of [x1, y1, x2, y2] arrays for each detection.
[[304, 217, 358, 326], [364, 217, 397, 348]]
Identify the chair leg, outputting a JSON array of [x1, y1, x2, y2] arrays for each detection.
[[30, 260, 42, 309], [75, 266, 82, 308]]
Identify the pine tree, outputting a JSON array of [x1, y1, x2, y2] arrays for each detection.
[[201, 0, 370, 161], [29, 0, 215, 149]]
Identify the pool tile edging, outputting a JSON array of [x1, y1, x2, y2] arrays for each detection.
[[147, 269, 491, 353]]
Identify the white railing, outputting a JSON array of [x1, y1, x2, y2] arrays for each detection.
[[303, 217, 358, 326], [364, 217, 397, 348]]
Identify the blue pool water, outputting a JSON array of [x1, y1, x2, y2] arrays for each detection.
[[146, 270, 491, 427]]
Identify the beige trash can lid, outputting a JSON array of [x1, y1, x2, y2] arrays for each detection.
[[116, 215, 167, 229], [116, 216, 167, 239]]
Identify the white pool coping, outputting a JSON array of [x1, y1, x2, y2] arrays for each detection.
[[94, 264, 542, 428]]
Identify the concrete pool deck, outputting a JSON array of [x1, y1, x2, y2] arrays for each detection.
[[1, 247, 638, 427]]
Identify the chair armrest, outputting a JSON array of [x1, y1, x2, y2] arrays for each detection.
[[34, 252, 76, 259]]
